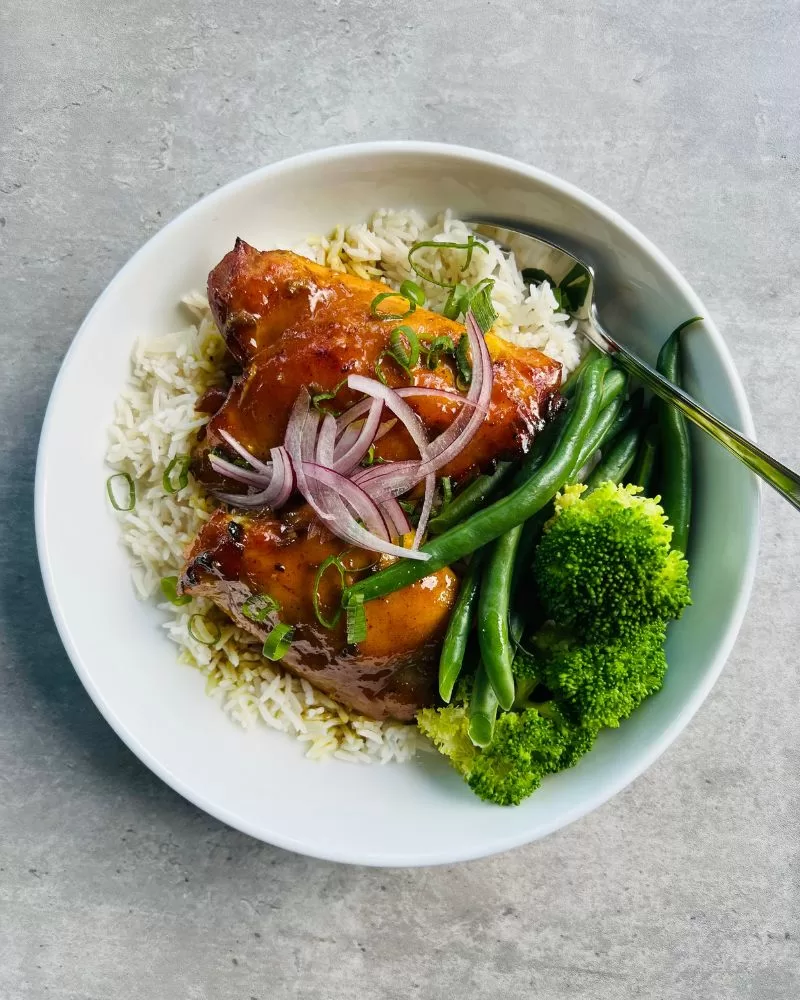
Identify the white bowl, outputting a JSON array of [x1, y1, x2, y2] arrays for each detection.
[[35, 142, 760, 866]]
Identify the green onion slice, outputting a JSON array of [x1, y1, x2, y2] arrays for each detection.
[[262, 622, 294, 660], [388, 325, 420, 371], [370, 290, 417, 320], [399, 279, 426, 307], [442, 281, 468, 320], [106, 472, 136, 511], [163, 455, 190, 494], [160, 576, 191, 606], [189, 613, 221, 646], [455, 333, 473, 388], [407, 236, 489, 288], [242, 593, 281, 623], [311, 379, 348, 413], [313, 555, 346, 629], [425, 334, 456, 370], [440, 476, 453, 509], [345, 592, 368, 645], [468, 282, 498, 334]]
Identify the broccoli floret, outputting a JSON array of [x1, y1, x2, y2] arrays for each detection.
[[533, 621, 668, 730], [417, 702, 591, 806], [533, 482, 691, 642]]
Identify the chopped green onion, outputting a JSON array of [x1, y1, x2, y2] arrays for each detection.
[[345, 592, 368, 645], [160, 576, 191, 606], [468, 282, 498, 334], [388, 325, 420, 371], [374, 351, 397, 386], [313, 555, 346, 629], [262, 622, 294, 660], [242, 593, 281, 623], [106, 472, 136, 511], [521, 267, 556, 287], [398, 499, 417, 515], [455, 333, 472, 388], [399, 279, 426, 307], [163, 455, 190, 494], [425, 334, 456, 370], [360, 445, 386, 468], [407, 236, 489, 288], [311, 379, 348, 412], [189, 614, 221, 646], [440, 477, 453, 509], [443, 282, 468, 320], [370, 290, 417, 320]]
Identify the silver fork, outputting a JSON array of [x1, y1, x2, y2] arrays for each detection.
[[471, 220, 800, 511]]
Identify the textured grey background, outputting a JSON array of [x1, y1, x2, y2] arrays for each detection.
[[2, 1, 799, 997]]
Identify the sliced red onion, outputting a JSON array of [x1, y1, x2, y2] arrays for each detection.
[[414, 474, 436, 549], [302, 463, 389, 541], [379, 497, 412, 538], [213, 445, 293, 510], [415, 312, 492, 478], [285, 390, 334, 524], [216, 428, 273, 476], [302, 463, 429, 561], [209, 453, 271, 487], [332, 399, 382, 475]]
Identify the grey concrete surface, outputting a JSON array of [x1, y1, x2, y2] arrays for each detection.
[[2, 1, 799, 997]]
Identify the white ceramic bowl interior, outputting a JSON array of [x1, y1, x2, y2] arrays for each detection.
[[36, 142, 759, 865]]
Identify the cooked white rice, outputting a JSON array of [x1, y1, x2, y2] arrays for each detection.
[[106, 210, 582, 763]]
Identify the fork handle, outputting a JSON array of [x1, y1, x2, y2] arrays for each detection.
[[585, 317, 800, 511]]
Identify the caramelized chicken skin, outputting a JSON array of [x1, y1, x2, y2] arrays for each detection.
[[195, 241, 562, 486], [180, 509, 458, 721]]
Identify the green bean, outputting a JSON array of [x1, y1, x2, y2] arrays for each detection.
[[477, 527, 522, 710], [342, 354, 611, 606], [438, 550, 486, 702], [511, 391, 631, 595], [559, 349, 596, 398], [656, 319, 699, 553], [428, 463, 513, 535], [586, 424, 641, 488], [630, 421, 659, 493], [468, 661, 499, 747]]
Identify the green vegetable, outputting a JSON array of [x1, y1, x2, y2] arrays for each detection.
[[466, 281, 498, 333], [262, 622, 294, 660], [477, 526, 521, 710], [468, 662, 499, 747], [656, 318, 700, 554], [106, 472, 135, 511], [532, 621, 668, 731], [399, 279, 426, 307], [313, 556, 345, 629], [442, 282, 468, 319], [388, 325, 421, 371], [160, 576, 191, 606], [163, 455, 190, 494], [407, 236, 489, 288], [417, 703, 585, 806], [424, 334, 456, 370], [242, 592, 281, 623], [189, 614, 221, 646], [533, 481, 691, 643], [369, 290, 417, 320], [342, 355, 612, 606], [455, 333, 472, 387], [345, 592, 368, 644], [558, 263, 592, 314], [585, 424, 641, 489], [439, 551, 485, 702], [311, 379, 347, 413], [630, 421, 659, 493], [428, 462, 514, 535]]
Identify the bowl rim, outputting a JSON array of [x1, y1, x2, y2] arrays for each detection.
[[35, 140, 761, 864]]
